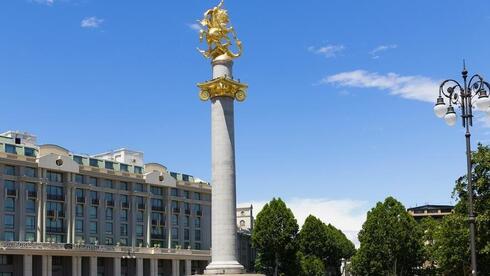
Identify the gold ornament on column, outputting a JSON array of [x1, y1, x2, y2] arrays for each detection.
[[197, 0, 243, 61]]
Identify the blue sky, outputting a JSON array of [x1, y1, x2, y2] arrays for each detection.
[[2, 0, 490, 240]]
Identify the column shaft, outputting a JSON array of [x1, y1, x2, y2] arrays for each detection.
[[150, 259, 157, 276], [185, 260, 192, 276], [136, 258, 143, 276], [72, 256, 82, 276], [172, 259, 179, 276], [113, 257, 121, 276], [23, 255, 32, 276], [89, 256, 97, 276], [42, 255, 52, 276]]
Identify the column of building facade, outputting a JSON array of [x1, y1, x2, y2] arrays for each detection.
[[113, 257, 121, 276], [18, 176, 26, 241], [65, 173, 73, 243], [136, 258, 144, 276], [150, 258, 157, 275], [172, 259, 179, 276], [185, 259, 192, 276], [23, 255, 32, 276], [145, 194, 151, 246], [89, 256, 97, 276], [131, 193, 137, 246], [72, 256, 82, 276], [166, 187, 172, 249], [42, 255, 52, 276], [40, 169, 48, 242]]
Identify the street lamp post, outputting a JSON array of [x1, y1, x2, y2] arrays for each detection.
[[433, 63, 490, 276]]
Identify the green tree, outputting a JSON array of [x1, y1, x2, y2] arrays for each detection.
[[431, 144, 490, 275], [300, 255, 325, 276], [351, 196, 423, 276], [299, 215, 356, 275], [418, 217, 439, 275], [252, 198, 300, 276]]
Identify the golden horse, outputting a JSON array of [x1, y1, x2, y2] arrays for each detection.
[[198, 0, 243, 60]]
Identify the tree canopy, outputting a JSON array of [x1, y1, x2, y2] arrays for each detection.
[[351, 196, 423, 276]]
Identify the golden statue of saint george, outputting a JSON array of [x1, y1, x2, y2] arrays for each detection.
[[197, 0, 243, 60]]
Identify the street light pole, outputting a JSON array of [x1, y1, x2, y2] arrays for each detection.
[[433, 63, 490, 276]]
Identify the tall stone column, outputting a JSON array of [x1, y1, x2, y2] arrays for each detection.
[[202, 58, 245, 274], [136, 258, 144, 276], [185, 260, 192, 276], [89, 256, 97, 276], [72, 256, 82, 276], [150, 259, 157, 276], [42, 255, 52, 276], [172, 259, 180, 276]]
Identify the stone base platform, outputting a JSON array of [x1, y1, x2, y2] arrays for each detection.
[[197, 274, 265, 276]]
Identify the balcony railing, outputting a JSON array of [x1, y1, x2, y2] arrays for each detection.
[[6, 189, 17, 197], [91, 199, 100, 205], [76, 197, 85, 203], [152, 206, 165, 212], [184, 209, 191, 215], [106, 200, 114, 207], [173, 208, 181, 214], [27, 191, 37, 198], [121, 202, 130, 209], [47, 210, 56, 217], [138, 204, 146, 210], [151, 234, 165, 240], [196, 210, 203, 216], [46, 227, 64, 233], [47, 194, 64, 201]]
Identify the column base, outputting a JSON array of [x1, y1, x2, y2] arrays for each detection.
[[204, 261, 245, 274]]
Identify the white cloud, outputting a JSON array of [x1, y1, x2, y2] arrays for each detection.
[[188, 23, 201, 32], [81, 17, 104, 29], [323, 70, 439, 102], [370, 44, 398, 59], [243, 198, 368, 247], [308, 44, 345, 58], [33, 0, 54, 5]]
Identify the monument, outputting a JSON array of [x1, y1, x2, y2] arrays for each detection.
[[196, 1, 259, 275]]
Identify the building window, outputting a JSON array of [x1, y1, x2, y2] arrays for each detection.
[[194, 243, 201, 250], [151, 212, 164, 226], [90, 191, 98, 204], [26, 182, 36, 197], [184, 229, 190, 240], [5, 144, 16, 154], [195, 230, 201, 241], [120, 209, 128, 222], [24, 147, 36, 157], [172, 215, 179, 226], [195, 217, 201, 228], [105, 208, 113, 221], [194, 192, 201, 201], [89, 177, 97, 186], [89, 222, 98, 234], [26, 199, 36, 213], [74, 174, 83, 184], [120, 224, 128, 236], [134, 166, 143, 174], [89, 206, 98, 219], [4, 198, 15, 212], [137, 211, 144, 223], [4, 165, 15, 176], [120, 195, 129, 208], [106, 222, 113, 235], [105, 161, 114, 170], [105, 237, 114, 245], [150, 186, 163, 195], [73, 155, 83, 165], [26, 216, 36, 231], [4, 215, 14, 229], [151, 199, 164, 211], [24, 167, 36, 177], [46, 202, 64, 217], [47, 171, 63, 183], [47, 185, 64, 201], [0, 255, 13, 265], [89, 159, 99, 167], [76, 205, 84, 217], [4, 180, 15, 196], [4, 231, 15, 241], [171, 188, 179, 197], [171, 228, 179, 240], [119, 238, 128, 246], [183, 191, 190, 199], [134, 183, 144, 192], [136, 225, 144, 237], [25, 232, 36, 242], [184, 216, 190, 227], [76, 220, 84, 233], [104, 179, 113, 189], [120, 182, 129, 191], [120, 164, 129, 172]]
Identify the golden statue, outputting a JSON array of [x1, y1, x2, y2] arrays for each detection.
[[197, 0, 243, 60]]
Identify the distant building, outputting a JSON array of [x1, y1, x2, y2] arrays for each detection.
[[407, 204, 454, 221], [0, 130, 211, 276], [236, 204, 256, 272]]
